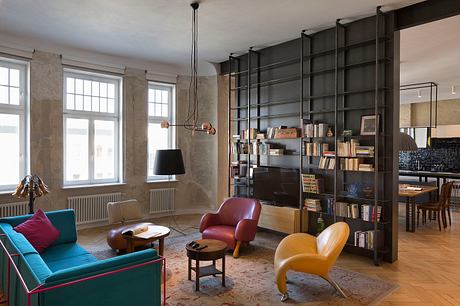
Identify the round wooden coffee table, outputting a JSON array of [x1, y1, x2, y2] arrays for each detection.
[[186, 239, 227, 291], [122, 225, 170, 256]]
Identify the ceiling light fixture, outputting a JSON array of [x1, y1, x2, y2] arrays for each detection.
[[161, 1, 216, 136], [417, 89, 422, 98], [452, 86, 456, 95]]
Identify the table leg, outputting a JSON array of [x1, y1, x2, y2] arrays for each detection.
[[188, 257, 191, 281], [222, 255, 226, 287], [212, 259, 216, 276], [411, 198, 416, 232], [158, 238, 164, 256], [405, 197, 410, 232], [195, 260, 200, 291]]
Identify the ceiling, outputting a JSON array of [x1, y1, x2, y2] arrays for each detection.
[[0, 0, 422, 75], [400, 14, 460, 104]]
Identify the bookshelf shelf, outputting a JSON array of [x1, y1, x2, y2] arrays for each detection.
[[228, 9, 396, 265]]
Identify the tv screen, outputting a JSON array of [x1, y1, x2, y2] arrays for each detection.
[[253, 167, 299, 207]]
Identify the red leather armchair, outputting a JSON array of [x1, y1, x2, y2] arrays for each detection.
[[199, 197, 262, 258]]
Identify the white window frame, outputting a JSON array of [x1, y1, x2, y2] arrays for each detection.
[[63, 69, 123, 186], [0, 57, 29, 192], [147, 81, 176, 181]]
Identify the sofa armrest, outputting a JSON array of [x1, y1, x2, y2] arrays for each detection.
[[235, 219, 258, 242], [199, 213, 220, 232], [40, 249, 162, 306]]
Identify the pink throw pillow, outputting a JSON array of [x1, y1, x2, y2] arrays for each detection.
[[14, 209, 60, 253]]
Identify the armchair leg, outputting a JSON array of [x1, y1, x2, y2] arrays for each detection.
[[233, 241, 242, 258], [322, 275, 347, 298], [280, 293, 289, 302]]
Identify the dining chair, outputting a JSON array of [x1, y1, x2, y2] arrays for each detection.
[[442, 182, 454, 228], [417, 182, 453, 231]]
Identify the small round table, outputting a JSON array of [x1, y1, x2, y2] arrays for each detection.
[[186, 239, 227, 291], [122, 225, 170, 256]]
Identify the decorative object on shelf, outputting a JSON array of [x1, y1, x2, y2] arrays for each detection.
[[316, 216, 325, 233], [12, 174, 49, 214], [361, 186, 374, 198], [160, 2, 215, 136], [360, 114, 379, 136], [326, 127, 334, 137], [399, 132, 418, 151], [342, 130, 353, 137], [346, 183, 361, 197]]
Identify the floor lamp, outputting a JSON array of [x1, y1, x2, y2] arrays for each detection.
[[153, 149, 186, 235]]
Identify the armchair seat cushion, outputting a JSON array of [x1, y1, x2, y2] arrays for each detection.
[[202, 225, 236, 249]]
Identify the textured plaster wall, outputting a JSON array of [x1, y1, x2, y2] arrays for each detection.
[[0, 50, 218, 218], [400, 99, 460, 127]]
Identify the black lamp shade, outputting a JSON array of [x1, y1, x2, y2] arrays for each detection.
[[153, 149, 185, 175]]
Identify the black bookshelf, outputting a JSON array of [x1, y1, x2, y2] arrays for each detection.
[[226, 7, 398, 265]]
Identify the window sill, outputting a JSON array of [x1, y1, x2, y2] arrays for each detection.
[[0, 190, 15, 196], [146, 179, 179, 184], [62, 182, 126, 190]]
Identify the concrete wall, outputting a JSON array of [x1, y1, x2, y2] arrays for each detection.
[[400, 99, 460, 127], [0, 50, 219, 219]]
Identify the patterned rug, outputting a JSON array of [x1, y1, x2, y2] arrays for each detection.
[[89, 232, 398, 306]]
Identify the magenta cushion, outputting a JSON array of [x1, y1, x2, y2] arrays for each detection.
[[14, 209, 60, 253]]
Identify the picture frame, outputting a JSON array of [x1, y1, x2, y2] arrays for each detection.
[[360, 114, 379, 136]]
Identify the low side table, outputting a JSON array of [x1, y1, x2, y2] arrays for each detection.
[[122, 225, 170, 255], [186, 239, 227, 291]]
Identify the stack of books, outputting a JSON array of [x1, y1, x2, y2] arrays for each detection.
[[319, 157, 335, 169], [301, 174, 324, 193], [358, 164, 374, 172], [304, 199, 322, 211], [269, 148, 284, 155], [355, 146, 375, 157]]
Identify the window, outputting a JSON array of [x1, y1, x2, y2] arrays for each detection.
[[147, 82, 175, 180], [63, 70, 122, 186], [0, 58, 28, 192]]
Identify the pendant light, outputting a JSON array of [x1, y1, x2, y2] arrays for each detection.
[[161, 2, 216, 136]]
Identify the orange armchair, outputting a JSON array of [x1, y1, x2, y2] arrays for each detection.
[[200, 197, 261, 258], [274, 222, 350, 301]]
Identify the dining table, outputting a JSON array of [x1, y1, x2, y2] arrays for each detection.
[[399, 184, 439, 232]]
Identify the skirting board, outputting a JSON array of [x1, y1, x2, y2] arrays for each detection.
[[76, 208, 213, 230]]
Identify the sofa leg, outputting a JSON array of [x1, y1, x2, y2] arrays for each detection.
[[233, 241, 241, 258]]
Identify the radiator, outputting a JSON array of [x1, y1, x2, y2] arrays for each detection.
[[0, 201, 29, 217], [149, 188, 175, 214], [67, 192, 121, 225]]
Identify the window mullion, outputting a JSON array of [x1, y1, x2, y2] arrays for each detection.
[[89, 118, 95, 184]]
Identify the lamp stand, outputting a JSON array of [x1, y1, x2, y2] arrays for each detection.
[[167, 175, 187, 236], [28, 189, 34, 214]]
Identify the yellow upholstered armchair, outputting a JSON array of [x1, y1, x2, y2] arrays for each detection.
[[274, 222, 350, 302]]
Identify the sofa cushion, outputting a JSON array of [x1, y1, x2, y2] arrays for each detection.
[[41, 243, 97, 272], [202, 225, 236, 249], [14, 209, 60, 253]]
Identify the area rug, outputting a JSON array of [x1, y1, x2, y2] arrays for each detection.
[[89, 232, 398, 305]]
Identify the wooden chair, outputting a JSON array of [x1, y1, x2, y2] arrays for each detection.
[[417, 182, 453, 231], [443, 182, 454, 228]]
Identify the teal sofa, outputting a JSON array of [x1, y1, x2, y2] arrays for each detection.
[[0, 209, 162, 306]]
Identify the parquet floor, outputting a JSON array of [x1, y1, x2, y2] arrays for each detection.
[[77, 207, 460, 305]]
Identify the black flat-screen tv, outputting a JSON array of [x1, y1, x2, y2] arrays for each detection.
[[253, 167, 299, 207]]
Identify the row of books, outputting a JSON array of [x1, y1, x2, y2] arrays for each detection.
[[319, 157, 336, 169], [304, 142, 329, 156], [301, 174, 324, 193], [354, 230, 383, 250], [339, 158, 374, 171], [335, 202, 382, 222], [304, 122, 329, 137], [231, 142, 285, 155], [240, 128, 258, 140], [337, 140, 375, 157]]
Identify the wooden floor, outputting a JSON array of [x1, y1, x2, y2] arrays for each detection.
[[77, 206, 460, 305]]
